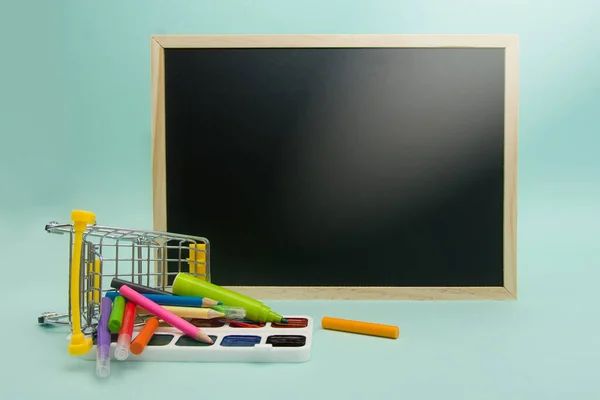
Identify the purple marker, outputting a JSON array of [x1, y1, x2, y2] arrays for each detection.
[[96, 297, 112, 378]]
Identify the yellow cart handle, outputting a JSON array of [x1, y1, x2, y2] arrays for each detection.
[[67, 210, 95, 356]]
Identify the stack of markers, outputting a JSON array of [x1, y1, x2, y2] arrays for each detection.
[[95, 273, 288, 378]]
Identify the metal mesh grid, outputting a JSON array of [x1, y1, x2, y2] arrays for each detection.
[[43, 221, 210, 335]]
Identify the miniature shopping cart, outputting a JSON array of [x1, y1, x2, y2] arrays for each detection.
[[38, 210, 210, 356]]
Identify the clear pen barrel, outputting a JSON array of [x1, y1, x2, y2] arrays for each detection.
[[96, 344, 111, 378], [114, 334, 131, 361], [222, 306, 246, 319]]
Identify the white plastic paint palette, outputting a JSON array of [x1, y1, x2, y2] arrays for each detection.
[[82, 316, 313, 363]]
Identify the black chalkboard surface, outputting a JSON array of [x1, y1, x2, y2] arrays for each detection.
[[151, 35, 518, 300]]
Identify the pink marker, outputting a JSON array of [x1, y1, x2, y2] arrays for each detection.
[[118, 285, 214, 344]]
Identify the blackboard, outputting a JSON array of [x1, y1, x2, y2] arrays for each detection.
[[151, 35, 518, 300]]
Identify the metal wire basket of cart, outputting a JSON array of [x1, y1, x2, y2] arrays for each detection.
[[38, 210, 210, 356]]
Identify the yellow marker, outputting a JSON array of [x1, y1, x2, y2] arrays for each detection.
[[187, 245, 196, 275], [87, 259, 101, 303], [187, 243, 206, 280], [68, 210, 95, 356]]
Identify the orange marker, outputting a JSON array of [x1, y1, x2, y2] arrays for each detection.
[[130, 317, 160, 355], [321, 316, 399, 339]]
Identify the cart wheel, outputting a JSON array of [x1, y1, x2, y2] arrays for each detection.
[[38, 312, 69, 325]]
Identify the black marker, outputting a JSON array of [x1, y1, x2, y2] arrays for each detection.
[[110, 278, 174, 296]]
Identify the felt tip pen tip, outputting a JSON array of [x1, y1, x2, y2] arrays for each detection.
[[280, 318, 288, 324]]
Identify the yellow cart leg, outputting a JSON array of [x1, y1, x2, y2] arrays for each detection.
[[68, 210, 95, 356]]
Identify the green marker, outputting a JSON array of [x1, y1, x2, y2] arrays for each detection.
[[172, 273, 287, 323], [107, 295, 125, 332]]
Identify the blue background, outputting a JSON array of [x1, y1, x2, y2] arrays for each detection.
[[1, 0, 599, 398]]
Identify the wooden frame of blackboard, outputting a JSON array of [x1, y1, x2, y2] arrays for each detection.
[[150, 34, 519, 300]]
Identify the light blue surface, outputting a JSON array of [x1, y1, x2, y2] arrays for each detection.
[[1, 0, 599, 398]]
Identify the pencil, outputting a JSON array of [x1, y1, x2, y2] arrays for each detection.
[[105, 290, 220, 307], [137, 305, 224, 319], [118, 285, 213, 344]]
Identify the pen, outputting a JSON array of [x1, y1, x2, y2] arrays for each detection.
[[172, 273, 287, 323], [321, 316, 399, 339], [211, 305, 246, 319], [118, 285, 214, 344], [96, 297, 112, 378], [107, 295, 125, 333], [130, 317, 159, 356], [114, 301, 136, 360], [110, 278, 174, 296]]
